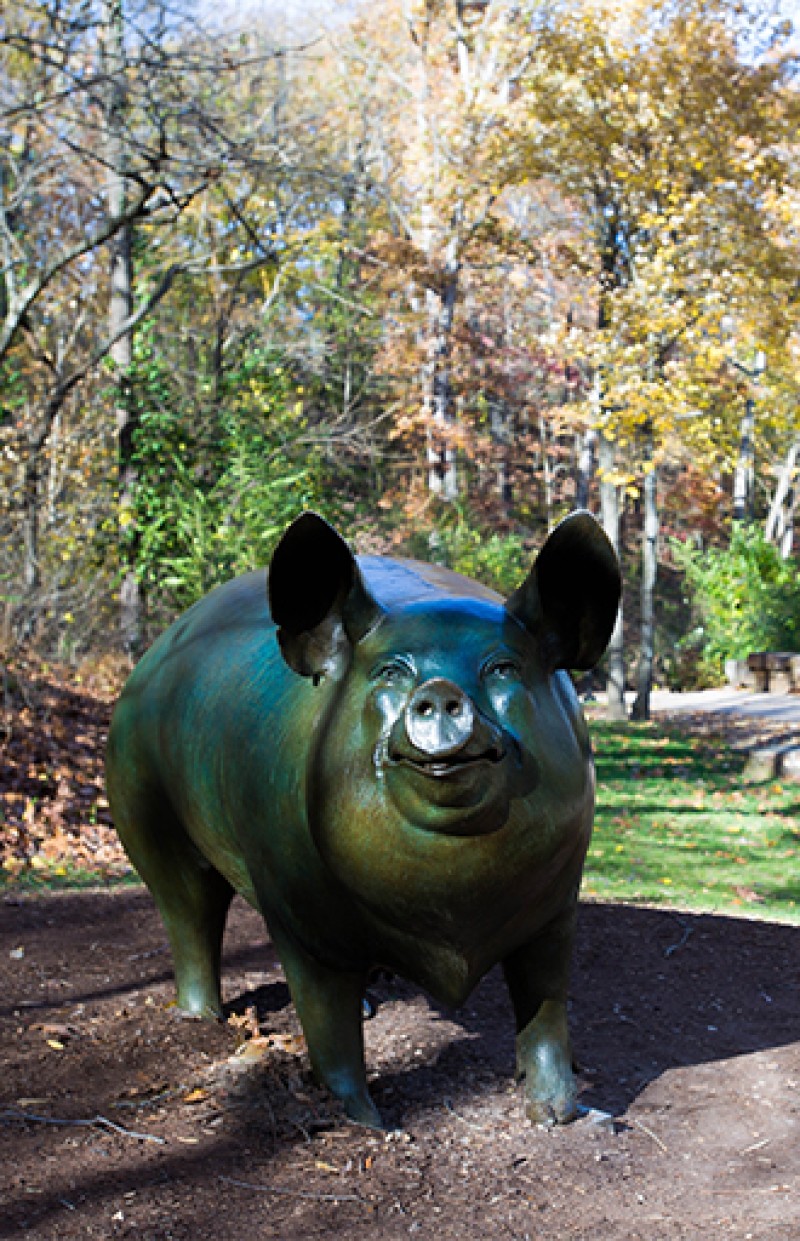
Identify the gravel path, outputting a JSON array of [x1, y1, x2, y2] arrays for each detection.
[[649, 688, 800, 727]]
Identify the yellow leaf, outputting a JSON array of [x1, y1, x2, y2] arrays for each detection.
[[182, 1089, 209, 1104], [47, 1039, 65, 1051]]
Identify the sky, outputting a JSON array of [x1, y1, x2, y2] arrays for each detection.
[[207, 0, 800, 55]]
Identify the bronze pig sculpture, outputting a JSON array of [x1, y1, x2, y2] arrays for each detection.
[[106, 510, 620, 1128]]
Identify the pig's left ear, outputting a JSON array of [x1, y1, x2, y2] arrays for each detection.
[[268, 511, 384, 679], [506, 511, 621, 671]]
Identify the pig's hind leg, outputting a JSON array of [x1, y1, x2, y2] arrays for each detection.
[[110, 781, 234, 1020]]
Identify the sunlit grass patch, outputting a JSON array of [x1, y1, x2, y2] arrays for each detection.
[[585, 721, 799, 921]]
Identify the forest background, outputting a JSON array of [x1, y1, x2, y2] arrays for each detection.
[[2, 0, 800, 721]]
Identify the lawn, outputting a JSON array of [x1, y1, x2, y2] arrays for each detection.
[[585, 719, 800, 921]]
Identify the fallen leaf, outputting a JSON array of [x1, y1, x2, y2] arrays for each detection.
[[182, 1089, 209, 1104], [232, 1037, 272, 1063], [267, 1033, 306, 1055]]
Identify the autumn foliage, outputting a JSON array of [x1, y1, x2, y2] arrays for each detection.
[[0, 0, 798, 697]]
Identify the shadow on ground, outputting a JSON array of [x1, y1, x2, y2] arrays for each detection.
[[2, 889, 799, 1240]]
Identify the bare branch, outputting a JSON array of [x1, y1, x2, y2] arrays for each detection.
[[0, 183, 155, 365]]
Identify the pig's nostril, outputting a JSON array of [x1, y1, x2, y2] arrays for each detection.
[[414, 696, 464, 720]]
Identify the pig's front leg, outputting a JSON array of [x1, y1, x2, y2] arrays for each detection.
[[502, 905, 579, 1126], [269, 922, 383, 1129]]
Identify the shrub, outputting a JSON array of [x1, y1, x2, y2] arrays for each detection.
[[672, 525, 800, 680], [404, 505, 533, 596]]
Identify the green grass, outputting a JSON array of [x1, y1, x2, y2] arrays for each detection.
[[585, 720, 800, 921]]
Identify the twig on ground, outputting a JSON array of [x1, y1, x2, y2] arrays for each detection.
[[113, 1086, 181, 1111], [444, 1099, 489, 1131], [218, 1174, 365, 1203], [1, 1106, 166, 1144], [664, 919, 694, 958], [631, 1118, 668, 1152], [739, 1137, 771, 1155]]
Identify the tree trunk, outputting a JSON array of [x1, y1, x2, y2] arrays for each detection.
[[593, 198, 628, 719], [599, 434, 626, 720], [576, 425, 598, 509], [765, 439, 799, 559], [21, 396, 69, 613], [631, 462, 658, 721], [21, 448, 40, 596], [732, 396, 755, 523], [490, 399, 513, 511], [424, 244, 460, 500], [104, 0, 139, 653], [539, 409, 554, 527]]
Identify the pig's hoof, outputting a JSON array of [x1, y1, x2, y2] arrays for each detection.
[[524, 1089, 578, 1127], [342, 1093, 385, 1130], [171, 996, 224, 1022]]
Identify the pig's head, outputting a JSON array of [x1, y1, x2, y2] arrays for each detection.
[[268, 512, 620, 954]]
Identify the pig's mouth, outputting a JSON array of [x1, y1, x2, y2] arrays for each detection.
[[381, 724, 515, 831], [387, 743, 506, 779]]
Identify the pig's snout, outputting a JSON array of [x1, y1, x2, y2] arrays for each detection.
[[385, 678, 507, 787], [404, 679, 476, 758]]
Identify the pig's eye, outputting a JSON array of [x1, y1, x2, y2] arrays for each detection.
[[373, 658, 415, 685], [482, 656, 521, 682]]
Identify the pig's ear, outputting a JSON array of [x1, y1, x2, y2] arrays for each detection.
[[506, 511, 621, 671], [268, 512, 384, 679]]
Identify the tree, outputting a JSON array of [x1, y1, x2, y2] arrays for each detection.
[[103, 0, 138, 650], [331, 0, 545, 505], [0, 1, 282, 648], [508, 0, 799, 713]]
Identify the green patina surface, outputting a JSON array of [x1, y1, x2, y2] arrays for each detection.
[[106, 511, 620, 1127]]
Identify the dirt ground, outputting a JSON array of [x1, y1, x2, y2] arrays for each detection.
[[2, 888, 798, 1241]]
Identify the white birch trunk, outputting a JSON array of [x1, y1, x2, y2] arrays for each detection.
[[104, 0, 138, 652], [599, 434, 626, 720], [732, 396, 756, 523], [631, 462, 658, 721], [765, 440, 799, 559]]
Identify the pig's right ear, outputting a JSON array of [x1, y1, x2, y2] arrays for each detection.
[[268, 512, 384, 680]]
